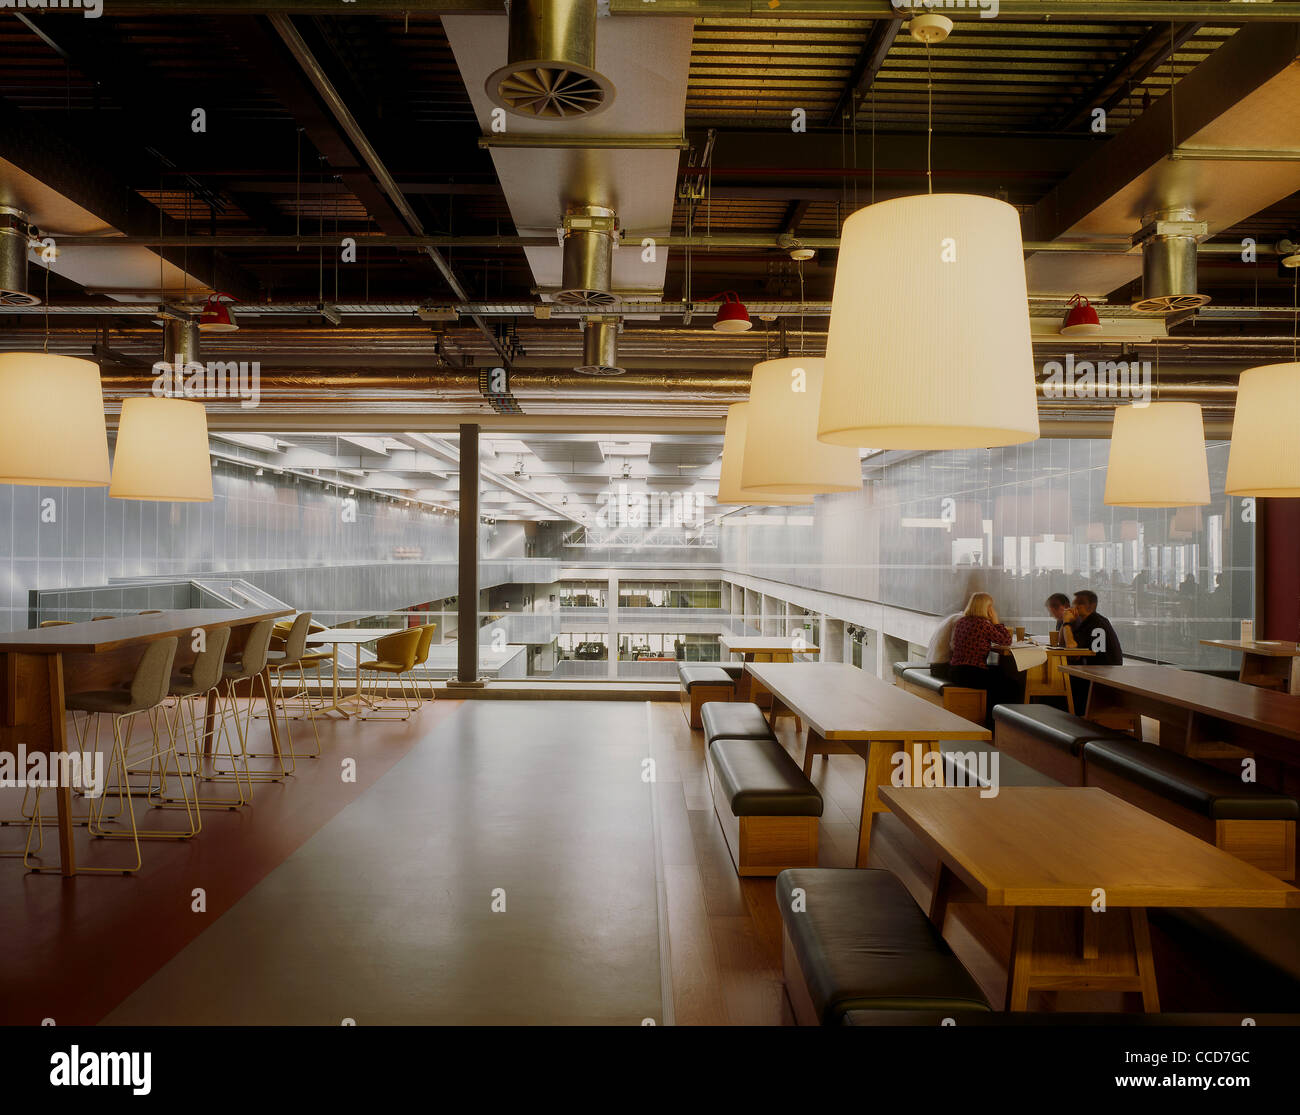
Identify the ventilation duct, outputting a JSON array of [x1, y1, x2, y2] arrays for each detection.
[[575, 315, 624, 376], [0, 206, 40, 307], [163, 318, 201, 367], [1132, 210, 1210, 314], [486, 0, 614, 120], [555, 205, 619, 306]]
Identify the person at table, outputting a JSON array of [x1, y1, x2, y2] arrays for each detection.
[[1064, 589, 1124, 713], [925, 609, 964, 681], [1045, 593, 1078, 646], [949, 592, 1014, 719]]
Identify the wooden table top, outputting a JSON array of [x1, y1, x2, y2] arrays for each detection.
[[306, 627, 405, 645], [745, 661, 989, 742], [1062, 663, 1300, 741], [0, 607, 293, 655], [879, 786, 1300, 909], [994, 643, 1094, 656], [719, 634, 820, 653], [1200, 639, 1300, 658]]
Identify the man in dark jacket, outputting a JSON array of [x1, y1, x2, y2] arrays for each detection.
[[1066, 589, 1123, 712]]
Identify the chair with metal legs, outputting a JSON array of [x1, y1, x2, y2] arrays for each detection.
[[411, 624, 437, 705], [26, 637, 180, 874], [209, 619, 291, 784], [358, 628, 424, 721], [261, 612, 321, 760], [163, 625, 249, 813]]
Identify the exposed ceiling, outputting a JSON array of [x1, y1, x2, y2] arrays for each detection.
[[1, 1, 1298, 452]]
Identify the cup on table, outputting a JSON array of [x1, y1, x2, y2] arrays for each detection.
[[1014, 626, 1026, 642], [1049, 629, 1060, 647]]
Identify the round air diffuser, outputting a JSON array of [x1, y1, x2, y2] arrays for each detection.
[[486, 0, 615, 120], [0, 207, 41, 308]]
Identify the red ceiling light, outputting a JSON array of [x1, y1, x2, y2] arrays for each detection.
[[198, 292, 239, 333], [711, 291, 752, 333], [1059, 293, 1102, 336]]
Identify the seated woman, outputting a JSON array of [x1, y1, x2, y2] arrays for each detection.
[[948, 592, 1015, 720]]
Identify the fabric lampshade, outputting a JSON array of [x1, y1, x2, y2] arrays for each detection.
[[0, 353, 110, 487], [1225, 362, 1300, 497], [110, 397, 214, 502], [1104, 402, 1210, 508], [717, 403, 814, 506]]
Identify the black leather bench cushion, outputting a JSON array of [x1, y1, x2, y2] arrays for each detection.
[[840, 1010, 1300, 1026], [719, 662, 745, 682], [993, 703, 1130, 757], [709, 738, 822, 817], [678, 665, 735, 691], [776, 868, 991, 1023], [902, 668, 947, 695], [701, 701, 775, 745], [1084, 738, 1300, 821]]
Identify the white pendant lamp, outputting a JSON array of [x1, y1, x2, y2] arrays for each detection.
[[1225, 362, 1300, 497], [717, 403, 813, 506], [110, 397, 214, 502], [1104, 402, 1210, 508], [742, 358, 862, 493], [0, 353, 111, 486], [818, 193, 1039, 450]]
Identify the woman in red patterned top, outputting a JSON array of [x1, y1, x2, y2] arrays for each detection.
[[948, 592, 1013, 722]]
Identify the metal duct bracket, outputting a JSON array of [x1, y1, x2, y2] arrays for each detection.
[[575, 314, 625, 376], [486, 0, 615, 120], [1131, 213, 1210, 314], [555, 206, 620, 306], [0, 206, 41, 307]]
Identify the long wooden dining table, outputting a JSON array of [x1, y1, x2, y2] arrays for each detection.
[[1063, 663, 1300, 765], [745, 661, 990, 866], [0, 607, 292, 876]]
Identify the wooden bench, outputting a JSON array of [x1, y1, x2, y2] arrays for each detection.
[[678, 664, 735, 729], [900, 667, 986, 724], [992, 703, 1135, 787], [776, 868, 991, 1025], [1084, 736, 1299, 880], [705, 737, 821, 876]]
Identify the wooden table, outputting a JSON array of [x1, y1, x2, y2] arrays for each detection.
[[1063, 663, 1300, 764], [721, 635, 820, 705], [0, 607, 292, 876], [880, 785, 1300, 1011], [993, 641, 1094, 712], [1200, 638, 1300, 694], [305, 628, 404, 717], [745, 662, 989, 866]]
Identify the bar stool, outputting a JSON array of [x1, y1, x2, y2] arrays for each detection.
[[262, 612, 321, 762], [358, 628, 424, 720], [209, 619, 289, 783], [163, 625, 248, 813], [26, 637, 179, 874]]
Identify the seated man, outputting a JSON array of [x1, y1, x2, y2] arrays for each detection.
[[925, 609, 964, 680], [1066, 589, 1123, 712], [1044, 592, 1077, 646]]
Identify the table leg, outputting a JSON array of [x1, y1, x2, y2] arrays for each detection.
[[854, 740, 899, 868], [1131, 908, 1160, 1013], [1005, 907, 1037, 1011], [929, 862, 955, 930]]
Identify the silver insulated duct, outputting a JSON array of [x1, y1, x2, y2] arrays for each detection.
[[575, 315, 624, 376], [163, 317, 201, 367], [1132, 209, 1211, 313], [0, 206, 40, 307], [555, 205, 619, 306], [486, 0, 615, 120]]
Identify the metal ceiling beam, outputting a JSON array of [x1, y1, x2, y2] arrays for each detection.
[[63, 1, 1300, 21], [825, 17, 902, 127]]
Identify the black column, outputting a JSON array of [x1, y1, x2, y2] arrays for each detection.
[[457, 422, 480, 684]]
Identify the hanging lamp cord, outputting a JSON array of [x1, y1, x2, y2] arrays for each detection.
[[926, 42, 934, 195]]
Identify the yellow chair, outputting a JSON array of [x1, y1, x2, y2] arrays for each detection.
[[358, 628, 424, 721], [411, 624, 437, 704]]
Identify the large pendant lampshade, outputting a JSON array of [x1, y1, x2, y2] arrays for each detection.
[[717, 403, 813, 506], [818, 193, 1039, 449], [1225, 362, 1300, 497], [1103, 402, 1210, 508], [109, 397, 214, 502], [0, 353, 111, 486], [742, 358, 862, 493]]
